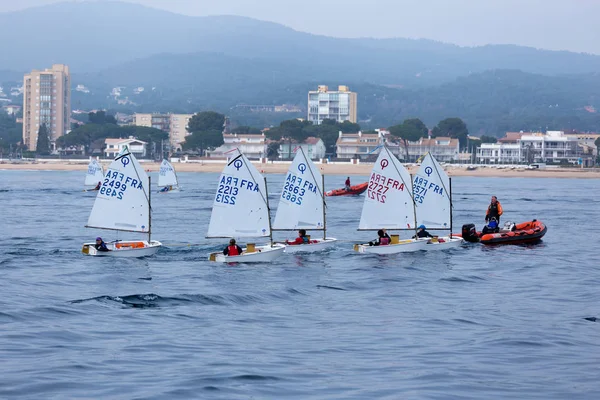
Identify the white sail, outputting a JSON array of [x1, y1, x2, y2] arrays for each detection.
[[158, 159, 178, 188], [84, 159, 104, 186], [414, 153, 451, 229], [272, 147, 324, 230], [87, 148, 150, 233], [207, 149, 271, 238], [358, 146, 415, 230]]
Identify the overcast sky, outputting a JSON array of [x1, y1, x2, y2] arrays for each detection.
[[4, 0, 600, 54]]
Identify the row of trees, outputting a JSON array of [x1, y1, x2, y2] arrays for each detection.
[[55, 111, 167, 156], [181, 111, 487, 159]]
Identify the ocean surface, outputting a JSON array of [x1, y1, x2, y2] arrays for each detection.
[[1, 170, 599, 399]]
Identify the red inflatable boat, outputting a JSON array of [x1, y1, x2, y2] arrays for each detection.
[[460, 219, 547, 245], [325, 182, 368, 197]]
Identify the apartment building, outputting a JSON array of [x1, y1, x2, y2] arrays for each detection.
[[22, 64, 71, 151], [134, 113, 193, 151], [307, 85, 357, 125]]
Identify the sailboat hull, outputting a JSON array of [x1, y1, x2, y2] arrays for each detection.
[[354, 239, 428, 254], [419, 236, 464, 250], [282, 238, 337, 253], [209, 243, 286, 263], [82, 240, 162, 257]]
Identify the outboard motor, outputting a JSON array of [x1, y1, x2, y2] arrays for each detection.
[[461, 223, 480, 243]]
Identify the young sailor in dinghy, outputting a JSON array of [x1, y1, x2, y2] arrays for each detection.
[[93, 182, 101, 191], [285, 229, 310, 245], [223, 239, 243, 256], [368, 229, 391, 246], [95, 237, 110, 252], [413, 225, 434, 239]]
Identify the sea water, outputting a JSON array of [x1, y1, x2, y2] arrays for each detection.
[[0, 170, 599, 399]]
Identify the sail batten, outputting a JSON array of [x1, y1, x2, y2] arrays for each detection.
[[414, 153, 451, 229], [158, 160, 178, 188], [207, 149, 270, 238], [84, 159, 104, 186], [86, 149, 150, 233], [358, 147, 416, 230], [272, 148, 324, 231]]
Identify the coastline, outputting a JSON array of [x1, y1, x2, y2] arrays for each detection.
[[1, 160, 599, 179]]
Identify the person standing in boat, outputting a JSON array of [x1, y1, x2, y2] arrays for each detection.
[[344, 177, 351, 191], [94, 237, 110, 252], [485, 196, 503, 224], [223, 238, 243, 256], [286, 229, 309, 245]]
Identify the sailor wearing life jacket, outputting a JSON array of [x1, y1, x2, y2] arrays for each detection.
[[369, 229, 391, 246], [485, 196, 503, 224], [286, 229, 310, 245], [223, 238, 243, 256]]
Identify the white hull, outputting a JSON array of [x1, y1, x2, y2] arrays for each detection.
[[82, 240, 162, 257], [282, 238, 337, 253], [355, 239, 428, 254], [209, 243, 285, 263], [420, 236, 464, 250]]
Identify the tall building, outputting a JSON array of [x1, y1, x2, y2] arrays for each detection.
[[307, 85, 357, 125], [22, 64, 71, 151], [134, 113, 193, 151]]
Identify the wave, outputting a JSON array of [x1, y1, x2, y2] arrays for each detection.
[[71, 290, 306, 308]]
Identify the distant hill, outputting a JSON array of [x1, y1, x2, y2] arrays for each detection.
[[1, 1, 600, 87]]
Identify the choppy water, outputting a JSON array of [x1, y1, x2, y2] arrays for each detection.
[[1, 170, 599, 399]]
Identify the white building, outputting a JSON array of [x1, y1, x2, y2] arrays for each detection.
[[476, 130, 589, 164], [476, 143, 522, 164], [104, 137, 148, 158], [279, 137, 326, 160], [336, 131, 384, 159], [308, 85, 357, 125], [520, 131, 579, 164], [207, 133, 267, 159]]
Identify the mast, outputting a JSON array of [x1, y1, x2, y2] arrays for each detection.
[[449, 177, 453, 238], [264, 176, 274, 246], [148, 176, 152, 243], [410, 173, 418, 237], [322, 174, 326, 240]]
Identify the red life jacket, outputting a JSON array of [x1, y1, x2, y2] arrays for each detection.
[[227, 245, 240, 256], [380, 237, 390, 245]]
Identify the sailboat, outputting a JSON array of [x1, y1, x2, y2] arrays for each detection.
[[81, 147, 162, 257], [84, 159, 104, 191], [354, 146, 428, 254], [413, 153, 464, 250], [207, 148, 285, 263], [272, 147, 337, 253], [157, 159, 181, 193]]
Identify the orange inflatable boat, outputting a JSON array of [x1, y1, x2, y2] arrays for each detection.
[[325, 182, 368, 197], [460, 219, 547, 245]]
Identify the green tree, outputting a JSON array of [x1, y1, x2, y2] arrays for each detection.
[[231, 125, 261, 134], [266, 141, 280, 160], [432, 118, 469, 149], [35, 124, 51, 155], [339, 120, 361, 133], [88, 111, 117, 125], [480, 135, 497, 144], [187, 111, 226, 133], [183, 129, 224, 155], [388, 118, 428, 161]]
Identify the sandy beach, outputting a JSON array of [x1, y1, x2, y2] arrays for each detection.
[[1, 160, 599, 179]]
